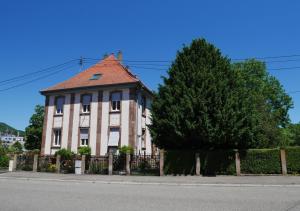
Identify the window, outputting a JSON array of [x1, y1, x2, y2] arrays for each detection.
[[82, 95, 91, 113], [80, 128, 89, 146], [55, 97, 64, 114], [53, 129, 61, 146], [111, 92, 121, 112], [89, 74, 102, 80], [141, 96, 146, 116], [108, 128, 120, 147]]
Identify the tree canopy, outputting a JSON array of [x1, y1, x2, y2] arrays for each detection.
[[24, 105, 44, 150], [149, 38, 293, 150]]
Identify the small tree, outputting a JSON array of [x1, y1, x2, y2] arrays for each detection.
[[9, 141, 23, 153], [25, 105, 44, 150], [78, 146, 91, 156]]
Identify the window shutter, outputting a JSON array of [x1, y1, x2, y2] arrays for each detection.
[[56, 97, 64, 109], [111, 92, 121, 101], [108, 128, 120, 146], [80, 129, 89, 139], [82, 95, 91, 105]]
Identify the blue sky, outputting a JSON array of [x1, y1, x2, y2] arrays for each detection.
[[0, 0, 300, 130]]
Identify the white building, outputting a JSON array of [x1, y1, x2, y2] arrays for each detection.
[[40, 54, 153, 156]]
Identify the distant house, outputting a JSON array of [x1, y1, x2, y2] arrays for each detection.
[[40, 53, 153, 156], [0, 132, 24, 146]]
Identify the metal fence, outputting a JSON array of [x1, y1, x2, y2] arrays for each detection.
[[38, 156, 56, 172], [130, 154, 160, 175], [60, 157, 76, 174], [113, 154, 126, 175], [16, 154, 34, 171], [88, 156, 108, 174]]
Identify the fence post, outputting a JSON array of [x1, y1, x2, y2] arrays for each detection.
[[159, 149, 164, 176], [56, 154, 61, 173], [33, 154, 38, 172], [280, 149, 287, 175], [126, 152, 131, 175], [195, 153, 201, 176], [108, 152, 113, 175], [81, 155, 86, 175], [12, 154, 17, 172], [235, 151, 241, 176]]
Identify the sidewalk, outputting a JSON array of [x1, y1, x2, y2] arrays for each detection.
[[1, 171, 300, 186]]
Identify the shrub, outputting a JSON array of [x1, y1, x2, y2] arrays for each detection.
[[164, 150, 195, 175], [200, 150, 236, 176], [286, 147, 300, 174], [240, 149, 281, 174], [55, 148, 74, 160], [8, 141, 23, 154], [78, 146, 91, 156], [0, 155, 9, 168], [119, 145, 134, 155], [47, 164, 56, 172]]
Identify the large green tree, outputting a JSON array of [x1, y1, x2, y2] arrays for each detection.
[[232, 60, 293, 147], [24, 105, 44, 150], [149, 38, 292, 150]]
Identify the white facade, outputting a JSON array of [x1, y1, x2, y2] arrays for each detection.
[[42, 87, 152, 156]]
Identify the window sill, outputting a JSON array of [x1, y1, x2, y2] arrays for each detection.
[[54, 114, 63, 117], [51, 146, 61, 149], [80, 113, 90, 116], [109, 111, 121, 114]]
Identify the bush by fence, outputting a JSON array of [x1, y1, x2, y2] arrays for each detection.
[[239, 149, 281, 174], [286, 147, 300, 174], [5, 146, 300, 176]]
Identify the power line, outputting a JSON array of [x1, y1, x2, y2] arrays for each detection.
[[0, 59, 79, 85], [0, 63, 77, 92]]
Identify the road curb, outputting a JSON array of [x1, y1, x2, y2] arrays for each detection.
[[1, 176, 300, 188]]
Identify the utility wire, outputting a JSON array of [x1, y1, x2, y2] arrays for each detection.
[[0, 63, 77, 92], [0, 59, 79, 85]]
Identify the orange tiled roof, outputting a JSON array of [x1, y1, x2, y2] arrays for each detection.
[[41, 55, 140, 93]]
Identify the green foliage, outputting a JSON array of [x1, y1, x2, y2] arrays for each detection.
[[119, 145, 134, 155], [47, 164, 56, 172], [164, 150, 235, 175], [25, 105, 44, 150], [164, 151, 196, 175], [78, 146, 91, 156], [280, 123, 300, 146], [9, 141, 23, 153], [286, 147, 300, 174], [55, 148, 74, 160], [0, 155, 9, 168], [232, 60, 293, 148], [150, 38, 292, 150], [240, 149, 281, 174], [0, 143, 9, 167], [200, 150, 236, 175], [89, 160, 108, 174]]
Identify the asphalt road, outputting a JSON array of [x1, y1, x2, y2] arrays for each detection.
[[1, 176, 300, 211]]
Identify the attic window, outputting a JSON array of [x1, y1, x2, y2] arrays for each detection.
[[89, 74, 102, 80]]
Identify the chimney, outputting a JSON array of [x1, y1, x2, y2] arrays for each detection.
[[117, 50, 123, 61]]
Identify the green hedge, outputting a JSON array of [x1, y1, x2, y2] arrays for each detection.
[[164, 150, 236, 175], [200, 150, 236, 176], [286, 147, 300, 174], [164, 150, 195, 175], [0, 155, 9, 168], [240, 149, 281, 174]]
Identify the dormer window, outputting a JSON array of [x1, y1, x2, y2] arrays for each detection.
[[55, 97, 64, 114], [82, 94, 91, 113], [111, 92, 121, 112], [90, 74, 102, 80]]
